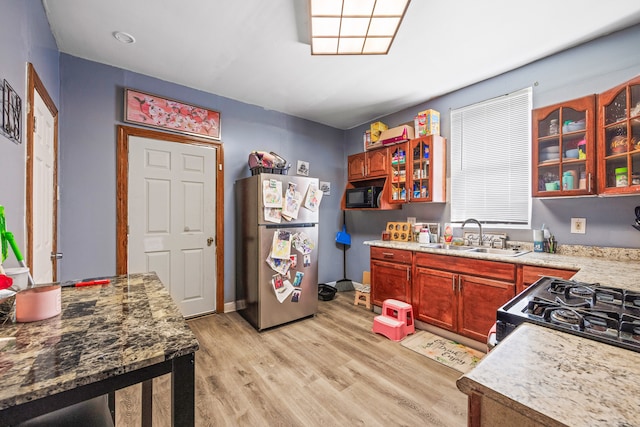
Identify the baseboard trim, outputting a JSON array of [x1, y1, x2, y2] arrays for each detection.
[[224, 301, 236, 313]]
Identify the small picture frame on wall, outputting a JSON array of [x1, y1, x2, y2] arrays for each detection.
[[297, 160, 309, 176], [124, 88, 220, 140], [320, 181, 330, 196]]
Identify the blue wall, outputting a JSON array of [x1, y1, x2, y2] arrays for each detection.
[[58, 55, 347, 303], [343, 24, 640, 281], [3, 1, 640, 304], [0, 0, 59, 268]]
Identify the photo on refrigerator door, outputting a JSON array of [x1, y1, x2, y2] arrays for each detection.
[[291, 289, 301, 303], [292, 271, 304, 287], [272, 276, 294, 303]]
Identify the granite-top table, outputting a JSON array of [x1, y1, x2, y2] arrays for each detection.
[[0, 272, 199, 426]]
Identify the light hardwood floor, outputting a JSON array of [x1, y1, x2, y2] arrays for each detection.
[[115, 291, 468, 426]]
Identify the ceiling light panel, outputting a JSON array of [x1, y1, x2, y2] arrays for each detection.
[[338, 37, 365, 54], [310, 0, 343, 15], [340, 17, 370, 37], [310, 0, 411, 55], [312, 17, 341, 36], [368, 17, 400, 36], [373, 0, 410, 15], [342, 0, 375, 16], [363, 37, 392, 54]]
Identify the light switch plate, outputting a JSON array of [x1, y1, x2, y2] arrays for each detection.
[[571, 218, 586, 234]]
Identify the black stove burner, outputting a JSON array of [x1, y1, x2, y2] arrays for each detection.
[[569, 286, 593, 298], [549, 308, 581, 326], [497, 276, 640, 354]]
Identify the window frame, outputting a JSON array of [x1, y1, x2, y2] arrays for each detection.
[[449, 87, 532, 228]]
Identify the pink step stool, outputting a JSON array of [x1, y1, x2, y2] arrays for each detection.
[[372, 299, 415, 341], [372, 314, 406, 341]]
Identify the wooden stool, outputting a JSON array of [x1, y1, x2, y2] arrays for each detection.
[[354, 271, 371, 309]]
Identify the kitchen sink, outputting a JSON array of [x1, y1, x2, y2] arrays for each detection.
[[420, 243, 477, 251], [420, 243, 530, 257], [468, 247, 530, 257]]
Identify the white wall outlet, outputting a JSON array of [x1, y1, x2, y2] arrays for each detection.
[[407, 217, 416, 224], [571, 218, 586, 234]]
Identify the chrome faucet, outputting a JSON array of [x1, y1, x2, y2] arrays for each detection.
[[462, 218, 483, 247]]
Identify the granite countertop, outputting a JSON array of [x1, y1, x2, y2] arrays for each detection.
[[364, 239, 640, 291], [365, 239, 640, 424], [457, 323, 640, 427], [0, 272, 199, 410]]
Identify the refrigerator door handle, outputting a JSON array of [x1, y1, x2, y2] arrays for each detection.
[[265, 223, 317, 229]]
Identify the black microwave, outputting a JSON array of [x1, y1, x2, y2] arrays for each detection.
[[345, 186, 383, 208]]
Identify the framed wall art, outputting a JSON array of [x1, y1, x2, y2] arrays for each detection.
[[124, 88, 220, 140], [1, 79, 22, 144]]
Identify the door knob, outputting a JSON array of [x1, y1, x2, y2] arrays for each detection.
[[207, 237, 214, 246], [51, 252, 63, 260]]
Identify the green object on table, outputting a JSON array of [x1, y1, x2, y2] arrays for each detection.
[[0, 205, 35, 286], [0, 205, 8, 263]]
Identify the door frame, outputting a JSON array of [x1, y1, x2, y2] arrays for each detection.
[[116, 125, 225, 313], [26, 63, 59, 281]]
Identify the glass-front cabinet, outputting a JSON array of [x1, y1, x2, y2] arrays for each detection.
[[597, 75, 640, 195], [409, 137, 432, 202], [532, 95, 596, 197], [389, 143, 408, 203], [388, 135, 446, 204]]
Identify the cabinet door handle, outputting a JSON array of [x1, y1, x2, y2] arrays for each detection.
[[382, 252, 394, 257], [452, 276, 455, 292], [362, 166, 365, 176], [588, 172, 592, 193], [407, 267, 410, 282], [458, 276, 462, 292]]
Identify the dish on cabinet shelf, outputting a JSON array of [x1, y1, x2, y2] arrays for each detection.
[[539, 157, 559, 164], [540, 146, 560, 154]]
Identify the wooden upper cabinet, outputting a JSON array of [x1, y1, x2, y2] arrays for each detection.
[[597, 74, 640, 195], [367, 148, 388, 177], [347, 148, 388, 181], [347, 152, 367, 181], [532, 95, 596, 197]]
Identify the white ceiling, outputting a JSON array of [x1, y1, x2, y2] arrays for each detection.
[[42, 0, 640, 130]]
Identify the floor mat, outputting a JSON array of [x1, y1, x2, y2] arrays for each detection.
[[400, 330, 484, 374]]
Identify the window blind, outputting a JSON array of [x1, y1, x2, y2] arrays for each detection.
[[450, 87, 532, 225]]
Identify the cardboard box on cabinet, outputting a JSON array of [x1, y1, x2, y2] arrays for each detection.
[[370, 121, 388, 142], [414, 109, 440, 136], [380, 125, 415, 146]]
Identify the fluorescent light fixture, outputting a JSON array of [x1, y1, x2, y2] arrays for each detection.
[[310, 0, 410, 55]]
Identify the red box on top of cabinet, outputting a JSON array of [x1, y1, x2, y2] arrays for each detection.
[[380, 125, 415, 146]]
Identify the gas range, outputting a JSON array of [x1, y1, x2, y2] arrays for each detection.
[[496, 276, 640, 353]]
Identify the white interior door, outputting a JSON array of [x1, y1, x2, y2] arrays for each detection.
[[128, 136, 217, 316], [32, 89, 55, 284]]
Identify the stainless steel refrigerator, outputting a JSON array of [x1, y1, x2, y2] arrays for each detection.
[[235, 173, 320, 331]]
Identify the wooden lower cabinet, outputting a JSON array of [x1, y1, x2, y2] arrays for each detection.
[[413, 267, 456, 330], [413, 253, 516, 342], [517, 265, 577, 294], [457, 275, 515, 342], [370, 247, 412, 306]]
